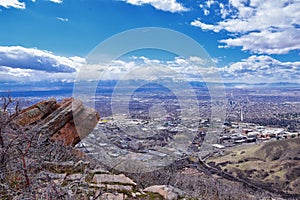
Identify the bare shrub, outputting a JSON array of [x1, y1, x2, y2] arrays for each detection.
[[0, 96, 80, 199]]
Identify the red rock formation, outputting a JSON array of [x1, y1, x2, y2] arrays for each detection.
[[15, 98, 99, 146], [13, 98, 57, 126]]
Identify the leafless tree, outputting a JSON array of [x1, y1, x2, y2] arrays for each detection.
[[0, 96, 80, 199]]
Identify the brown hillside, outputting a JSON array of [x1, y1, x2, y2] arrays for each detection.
[[208, 138, 300, 196]]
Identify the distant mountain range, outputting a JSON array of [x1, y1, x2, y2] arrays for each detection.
[[1, 81, 300, 98], [223, 82, 300, 88]]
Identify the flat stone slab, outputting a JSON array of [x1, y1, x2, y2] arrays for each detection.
[[93, 174, 136, 186], [89, 167, 109, 175]]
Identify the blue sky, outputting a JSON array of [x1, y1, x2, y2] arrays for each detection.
[[0, 0, 300, 84]]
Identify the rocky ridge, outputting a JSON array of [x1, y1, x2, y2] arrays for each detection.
[[1, 98, 184, 199]]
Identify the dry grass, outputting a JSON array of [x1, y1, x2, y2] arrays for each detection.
[[207, 138, 300, 195]]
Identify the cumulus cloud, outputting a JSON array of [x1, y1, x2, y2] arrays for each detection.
[[192, 0, 300, 54], [0, 66, 77, 82], [123, 0, 189, 13], [0, 46, 84, 72], [219, 28, 300, 54], [0, 0, 25, 9], [191, 20, 222, 33], [221, 55, 300, 83], [97, 55, 300, 83], [78, 55, 300, 83], [0, 46, 85, 82], [76, 56, 218, 82], [1, 46, 298, 84]]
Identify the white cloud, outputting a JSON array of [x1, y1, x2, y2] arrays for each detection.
[[123, 0, 189, 13], [191, 20, 221, 32], [189, 56, 206, 65], [127, 54, 300, 84], [49, 0, 63, 3], [191, 0, 300, 54], [203, 9, 209, 15], [80, 55, 300, 83], [2, 47, 298, 84], [76, 56, 218, 82], [0, 0, 25, 9], [56, 17, 69, 22], [219, 3, 228, 19], [0, 46, 85, 82], [0, 0, 63, 10], [206, 0, 215, 8], [221, 55, 300, 83], [0, 66, 77, 82], [220, 28, 300, 54]]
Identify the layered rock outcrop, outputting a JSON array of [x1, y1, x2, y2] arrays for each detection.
[[14, 98, 99, 146], [34, 160, 172, 200]]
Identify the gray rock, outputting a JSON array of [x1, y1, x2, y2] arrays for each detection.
[[99, 193, 127, 200], [89, 167, 109, 175], [93, 174, 136, 186], [90, 183, 133, 191], [65, 173, 85, 181], [144, 185, 184, 200]]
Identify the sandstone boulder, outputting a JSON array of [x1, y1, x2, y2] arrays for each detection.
[[14, 98, 57, 126], [14, 98, 99, 146]]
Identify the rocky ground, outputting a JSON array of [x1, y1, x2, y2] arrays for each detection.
[[0, 98, 184, 199], [0, 98, 297, 199]]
